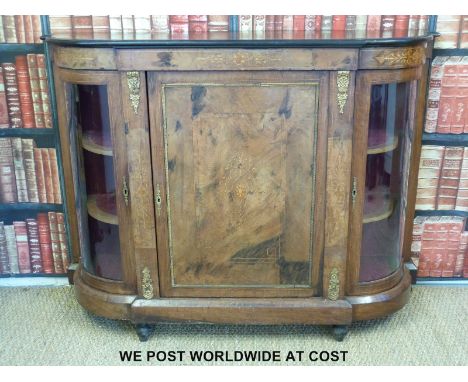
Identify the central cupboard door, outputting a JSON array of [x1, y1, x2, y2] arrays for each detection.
[[148, 71, 328, 297]]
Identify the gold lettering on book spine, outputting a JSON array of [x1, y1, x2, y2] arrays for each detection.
[[374, 48, 424, 66], [141, 267, 154, 300], [336, 71, 350, 114], [126, 71, 141, 114], [328, 267, 340, 301]]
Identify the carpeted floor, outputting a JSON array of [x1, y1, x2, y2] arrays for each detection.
[[0, 285, 467, 366]]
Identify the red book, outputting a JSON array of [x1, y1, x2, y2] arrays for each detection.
[[14, 221, 30, 274], [455, 231, 468, 277], [188, 15, 207, 34], [1, 63, 23, 128], [314, 15, 322, 33], [207, 16, 229, 32], [293, 15, 305, 31], [381, 15, 395, 38], [36, 54, 52, 128], [41, 148, 55, 204], [48, 212, 64, 274], [441, 217, 465, 277], [416, 146, 445, 210], [424, 56, 450, 133], [366, 15, 382, 38], [32, 15, 42, 43], [26, 54, 45, 128], [394, 15, 409, 38], [331, 16, 346, 39], [0, 67, 10, 128], [92, 16, 110, 40], [15, 56, 35, 128], [71, 15, 93, 39], [265, 16, 275, 32], [169, 15, 189, 35], [436, 147, 463, 210], [273, 15, 283, 32], [0, 137, 18, 203], [23, 15, 34, 43], [57, 213, 69, 270], [438, 57, 462, 133], [14, 15, 26, 43], [458, 56, 468, 133], [34, 148, 47, 203], [26, 218, 42, 273], [37, 213, 54, 273], [461, 16, 468, 49]]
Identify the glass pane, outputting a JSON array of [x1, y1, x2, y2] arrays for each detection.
[[360, 81, 414, 282], [69, 84, 122, 280]]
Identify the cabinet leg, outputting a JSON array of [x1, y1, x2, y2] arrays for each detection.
[[332, 325, 349, 341], [135, 323, 154, 342]]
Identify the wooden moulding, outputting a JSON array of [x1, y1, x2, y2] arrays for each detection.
[[359, 45, 426, 69], [54, 47, 117, 70], [86, 194, 118, 225], [130, 298, 353, 325]]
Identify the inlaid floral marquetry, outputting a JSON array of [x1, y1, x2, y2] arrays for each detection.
[[126, 71, 141, 115], [141, 267, 154, 300], [336, 71, 350, 114], [328, 268, 340, 301], [373, 48, 425, 66]]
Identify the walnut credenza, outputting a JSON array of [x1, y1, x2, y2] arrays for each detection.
[[50, 34, 433, 341]]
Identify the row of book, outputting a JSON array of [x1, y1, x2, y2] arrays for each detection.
[[0, 15, 42, 44], [434, 15, 468, 49], [0, 213, 69, 275], [0, 138, 62, 204], [416, 146, 468, 211], [0, 54, 53, 129], [48, 15, 430, 39], [425, 56, 468, 134], [411, 216, 468, 278]]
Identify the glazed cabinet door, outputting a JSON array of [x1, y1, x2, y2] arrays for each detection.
[[348, 67, 422, 295], [55, 69, 135, 293], [148, 71, 328, 297]]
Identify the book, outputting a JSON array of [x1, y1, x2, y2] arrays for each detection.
[[188, 15, 208, 34], [0, 138, 18, 203], [14, 15, 26, 43], [49, 16, 73, 37], [416, 146, 445, 210], [26, 218, 42, 273], [0, 222, 10, 275], [41, 148, 55, 204], [15, 56, 35, 128], [37, 213, 54, 273], [331, 15, 346, 39], [394, 15, 410, 38], [109, 15, 123, 39], [169, 15, 189, 35], [408, 15, 420, 37], [0, 16, 4, 42], [21, 139, 39, 203], [265, 15, 276, 32], [57, 213, 69, 270], [2, 16, 17, 43], [455, 231, 468, 276], [133, 16, 151, 39], [71, 15, 93, 39], [345, 15, 356, 38], [461, 16, 468, 49], [150, 15, 169, 33], [459, 56, 468, 134], [207, 15, 229, 32], [366, 15, 382, 38], [437, 56, 462, 133], [34, 148, 47, 203], [91, 16, 110, 39], [14, 221, 30, 273], [381, 15, 395, 38], [27, 54, 45, 128], [1, 62, 23, 128], [23, 15, 34, 43], [0, 67, 9, 128], [48, 148, 62, 204], [435, 15, 462, 49], [455, 147, 468, 211], [411, 216, 427, 263], [121, 16, 134, 38], [4, 225, 19, 274], [355, 15, 367, 39], [441, 216, 465, 277], [424, 56, 449, 133], [36, 54, 52, 128], [11, 137, 28, 202], [48, 212, 64, 274], [321, 15, 333, 38], [436, 146, 463, 210], [253, 15, 266, 37]]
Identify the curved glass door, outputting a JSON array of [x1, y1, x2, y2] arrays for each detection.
[[358, 80, 416, 283]]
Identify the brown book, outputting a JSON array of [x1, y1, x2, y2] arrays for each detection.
[[48, 212, 64, 274], [273, 15, 283, 32], [455, 147, 468, 211], [11, 137, 28, 202], [394, 15, 409, 38], [408, 15, 420, 37], [1, 63, 23, 128], [2, 16, 17, 43], [188, 15, 208, 34], [49, 15, 72, 38], [455, 231, 468, 276], [0, 222, 10, 275], [14, 221, 30, 273], [0, 138, 18, 203], [4, 225, 19, 274], [48, 148, 62, 204], [23, 15, 34, 43], [15, 56, 35, 128], [418, 216, 440, 277], [458, 56, 468, 134], [36, 54, 52, 128], [22, 138, 39, 203], [461, 16, 468, 49], [14, 15, 26, 43], [411, 216, 427, 266], [416, 146, 445, 210], [26, 218, 42, 273], [264, 15, 275, 32], [438, 56, 462, 133], [169, 15, 189, 35], [436, 146, 463, 210], [418, 15, 429, 34], [424, 56, 449, 133], [366, 15, 382, 38], [150, 15, 169, 33], [31, 15, 42, 43], [381, 15, 395, 38], [57, 213, 69, 270], [435, 15, 462, 49], [26, 54, 45, 128], [0, 67, 10, 128], [207, 15, 229, 32], [71, 15, 93, 39], [91, 16, 110, 39], [34, 148, 47, 203], [40, 148, 55, 204], [37, 213, 54, 273]]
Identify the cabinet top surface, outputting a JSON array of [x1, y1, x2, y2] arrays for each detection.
[[45, 31, 435, 48]]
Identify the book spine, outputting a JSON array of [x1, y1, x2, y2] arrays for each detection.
[[1, 63, 23, 128], [344, 15, 356, 38], [15, 56, 35, 128], [320, 15, 332, 38], [455, 231, 468, 276], [14, 221, 30, 273], [436, 146, 463, 210], [0, 16, 4, 42], [71, 15, 93, 39], [461, 16, 468, 49], [331, 15, 346, 39], [188, 15, 208, 34], [109, 15, 123, 39], [22, 138, 39, 203], [133, 16, 152, 39], [31, 15, 42, 43], [207, 15, 229, 32], [293, 15, 305, 31], [48, 212, 64, 274], [0, 67, 9, 128], [366, 15, 382, 38], [418, 15, 429, 34], [418, 216, 440, 277], [416, 145, 445, 210], [41, 148, 54, 204], [37, 213, 54, 273], [456, 147, 468, 211], [169, 15, 189, 35], [265, 15, 276, 32], [48, 148, 61, 204], [36, 54, 52, 128], [394, 15, 409, 38], [438, 56, 462, 133], [11, 137, 28, 202], [2, 16, 17, 43], [435, 15, 462, 49], [150, 15, 169, 33], [57, 213, 69, 270], [27, 54, 45, 128], [0, 222, 10, 275], [229, 16, 239, 33], [49, 16, 72, 37], [26, 218, 42, 273], [424, 56, 449, 133], [381, 15, 396, 38], [23, 15, 34, 43], [14, 15, 26, 43], [0, 137, 18, 203], [34, 148, 47, 203], [411, 216, 427, 260], [120, 15, 134, 38], [408, 15, 420, 37], [4, 225, 19, 274], [91, 16, 110, 40], [253, 15, 266, 37], [458, 56, 468, 134], [354, 15, 367, 39]]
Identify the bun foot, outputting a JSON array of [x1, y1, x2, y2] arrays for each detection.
[[332, 325, 349, 341], [135, 323, 154, 342]]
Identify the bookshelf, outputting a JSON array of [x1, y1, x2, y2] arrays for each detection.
[[0, 15, 71, 284], [410, 15, 468, 285]]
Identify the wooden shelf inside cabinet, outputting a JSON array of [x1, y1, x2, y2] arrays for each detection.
[[363, 186, 394, 224], [0, 128, 55, 138], [81, 131, 113, 156], [367, 134, 399, 155], [0, 203, 63, 213], [86, 194, 118, 225]]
